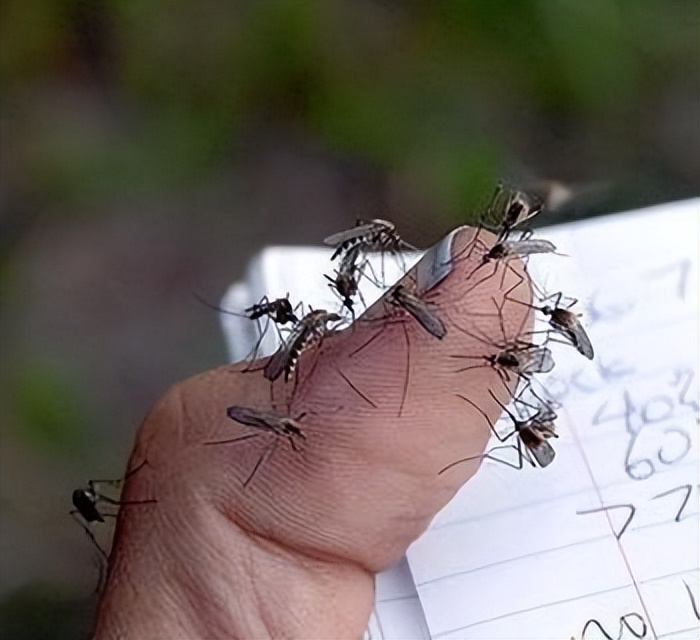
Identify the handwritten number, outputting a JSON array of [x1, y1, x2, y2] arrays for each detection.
[[577, 505, 636, 540], [684, 580, 700, 621], [619, 613, 647, 638], [672, 368, 699, 414], [580, 613, 647, 639], [647, 259, 691, 300], [593, 391, 635, 427], [640, 396, 674, 423], [581, 618, 614, 640], [652, 484, 694, 522], [657, 428, 692, 465]]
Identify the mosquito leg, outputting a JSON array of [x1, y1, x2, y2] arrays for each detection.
[[398, 321, 411, 417], [96, 494, 143, 507], [499, 262, 528, 300], [461, 261, 500, 297], [336, 367, 377, 408], [487, 388, 521, 427], [203, 433, 261, 446], [71, 512, 108, 561], [484, 441, 528, 470], [451, 359, 488, 374], [348, 323, 387, 358], [90, 461, 148, 490], [455, 393, 515, 443], [243, 440, 278, 488], [357, 288, 367, 314], [450, 226, 488, 266], [242, 317, 269, 372], [438, 452, 484, 475], [361, 259, 383, 289], [123, 458, 149, 481]]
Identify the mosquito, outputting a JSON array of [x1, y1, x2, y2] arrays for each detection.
[[324, 218, 416, 284], [264, 309, 342, 382], [506, 290, 594, 360], [389, 284, 447, 339], [325, 218, 415, 260], [483, 183, 543, 242], [459, 183, 539, 249], [449, 296, 553, 392], [71, 483, 116, 562], [453, 184, 544, 269], [70, 461, 156, 563], [244, 296, 300, 325], [460, 234, 559, 298], [345, 283, 444, 417], [439, 390, 559, 474], [195, 293, 301, 365], [484, 237, 558, 262], [195, 292, 299, 325], [325, 246, 367, 319], [451, 343, 555, 386], [205, 405, 307, 487]]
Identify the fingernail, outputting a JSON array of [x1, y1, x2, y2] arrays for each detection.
[[415, 226, 468, 293]]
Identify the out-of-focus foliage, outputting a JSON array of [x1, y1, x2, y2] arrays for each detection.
[[1, 0, 697, 215]]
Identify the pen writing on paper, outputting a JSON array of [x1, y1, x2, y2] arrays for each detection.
[[576, 483, 697, 539], [591, 370, 696, 481], [585, 258, 692, 327], [576, 611, 647, 640], [572, 579, 699, 639]]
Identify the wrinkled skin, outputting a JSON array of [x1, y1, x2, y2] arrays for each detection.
[[94, 226, 532, 639]]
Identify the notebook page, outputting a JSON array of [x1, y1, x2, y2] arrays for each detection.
[[219, 251, 430, 639], [406, 199, 699, 639]]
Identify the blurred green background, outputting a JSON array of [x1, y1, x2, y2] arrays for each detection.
[[0, 0, 698, 637]]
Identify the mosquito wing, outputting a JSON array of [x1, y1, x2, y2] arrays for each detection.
[[530, 440, 556, 467], [323, 222, 382, 248], [483, 185, 542, 231], [394, 289, 447, 339], [226, 405, 278, 430], [548, 310, 595, 361], [410, 304, 447, 339], [518, 346, 556, 374], [503, 190, 542, 228], [569, 321, 595, 360], [503, 239, 557, 257], [263, 342, 294, 381]]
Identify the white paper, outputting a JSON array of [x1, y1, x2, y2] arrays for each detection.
[[406, 199, 699, 639]]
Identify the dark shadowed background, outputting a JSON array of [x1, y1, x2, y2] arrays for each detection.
[[0, 1, 698, 637]]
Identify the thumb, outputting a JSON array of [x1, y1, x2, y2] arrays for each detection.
[[95, 224, 533, 639]]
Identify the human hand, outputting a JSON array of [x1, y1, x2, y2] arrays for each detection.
[[93, 226, 532, 639]]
